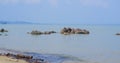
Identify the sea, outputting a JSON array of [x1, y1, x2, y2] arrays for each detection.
[[0, 24, 120, 63]]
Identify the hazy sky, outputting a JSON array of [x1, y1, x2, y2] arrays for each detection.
[[0, 0, 120, 24]]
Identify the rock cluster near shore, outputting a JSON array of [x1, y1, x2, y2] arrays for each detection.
[[28, 30, 56, 35], [60, 27, 90, 35]]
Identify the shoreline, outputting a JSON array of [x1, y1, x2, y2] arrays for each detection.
[[0, 56, 83, 63], [0, 48, 84, 63], [0, 53, 44, 63]]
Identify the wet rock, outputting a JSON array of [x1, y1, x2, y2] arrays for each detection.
[[116, 33, 120, 35], [44, 31, 51, 35], [6, 53, 11, 56], [75, 29, 89, 34], [16, 54, 33, 60], [0, 28, 8, 32], [1, 53, 47, 63], [30, 30, 43, 35], [49, 31, 56, 33], [28, 30, 56, 35], [61, 27, 90, 35]]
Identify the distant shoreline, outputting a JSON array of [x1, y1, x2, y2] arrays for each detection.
[[1, 21, 120, 25]]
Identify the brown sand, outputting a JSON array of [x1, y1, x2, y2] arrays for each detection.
[[0, 56, 29, 63]]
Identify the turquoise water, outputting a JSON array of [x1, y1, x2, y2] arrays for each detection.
[[0, 24, 120, 63]]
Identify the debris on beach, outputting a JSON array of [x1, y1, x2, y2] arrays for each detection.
[[60, 27, 90, 35]]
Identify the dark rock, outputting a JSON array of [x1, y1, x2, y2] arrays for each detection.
[[116, 33, 120, 35], [61, 27, 90, 35], [30, 30, 43, 35], [29, 30, 56, 35], [6, 53, 11, 56], [0, 28, 8, 32], [44, 31, 51, 35], [60, 27, 71, 35], [16, 54, 33, 59], [75, 29, 89, 34], [49, 31, 56, 33]]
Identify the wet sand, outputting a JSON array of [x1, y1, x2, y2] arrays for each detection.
[[0, 56, 29, 63], [62, 61, 85, 63]]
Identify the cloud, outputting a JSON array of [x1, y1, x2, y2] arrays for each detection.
[[0, 0, 109, 8], [79, 0, 109, 8], [0, 0, 58, 6], [65, 0, 72, 5], [0, 0, 41, 4], [24, 0, 41, 4], [0, 0, 18, 4], [48, 0, 58, 7]]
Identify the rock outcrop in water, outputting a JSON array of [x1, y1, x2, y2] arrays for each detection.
[[116, 33, 120, 35], [60, 27, 90, 35], [0, 28, 8, 36], [0, 28, 8, 32], [28, 30, 56, 35]]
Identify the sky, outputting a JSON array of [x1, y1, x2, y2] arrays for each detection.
[[0, 0, 120, 24]]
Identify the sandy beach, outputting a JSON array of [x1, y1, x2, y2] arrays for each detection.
[[0, 56, 28, 63]]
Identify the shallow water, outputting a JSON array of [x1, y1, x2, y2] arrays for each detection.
[[0, 24, 120, 63]]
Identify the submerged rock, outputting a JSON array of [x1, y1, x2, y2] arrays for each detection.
[[60, 27, 90, 35]]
